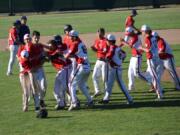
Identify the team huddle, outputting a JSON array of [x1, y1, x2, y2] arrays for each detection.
[[7, 10, 180, 116]]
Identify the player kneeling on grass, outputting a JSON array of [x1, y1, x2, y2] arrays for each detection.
[[152, 32, 180, 90], [17, 34, 32, 112], [44, 39, 72, 110], [100, 34, 133, 104], [64, 30, 93, 111]]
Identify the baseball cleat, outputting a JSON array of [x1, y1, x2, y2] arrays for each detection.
[[40, 100, 46, 108], [98, 99, 109, 104], [127, 100, 134, 105], [23, 106, 28, 112], [85, 101, 94, 107], [55, 105, 65, 110], [92, 91, 102, 98], [68, 104, 79, 111], [35, 107, 40, 112]]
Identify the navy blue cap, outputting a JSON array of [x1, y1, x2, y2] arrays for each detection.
[[13, 20, 21, 26], [54, 35, 62, 42], [21, 16, 27, 20], [131, 9, 138, 16]]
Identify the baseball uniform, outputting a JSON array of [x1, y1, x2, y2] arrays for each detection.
[[91, 37, 109, 96], [66, 38, 93, 110], [103, 44, 133, 104]]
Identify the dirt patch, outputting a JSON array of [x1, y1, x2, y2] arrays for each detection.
[[1, 29, 180, 51]]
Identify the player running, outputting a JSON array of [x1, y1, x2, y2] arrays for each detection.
[[152, 32, 180, 90], [100, 34, 133, 104], [65, 30, 93, 111], [124, 9, 140, 42], [91, 28, 109, 97], [140, 25, 163, 100], [120, 27, 152, 91]]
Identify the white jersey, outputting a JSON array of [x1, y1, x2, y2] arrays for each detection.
[[107, 45, 124, 67], [76, 42, 89, 64]]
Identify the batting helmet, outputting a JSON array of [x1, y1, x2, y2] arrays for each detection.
[[36, 108, 48, 118], [64, 24, 73, 33]]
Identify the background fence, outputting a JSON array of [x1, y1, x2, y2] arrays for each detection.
[[0, 0, 180, 13]]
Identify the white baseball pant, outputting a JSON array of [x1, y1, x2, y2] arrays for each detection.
[[158, 58, 180, 89], [92, 59, 108, 94], [54, 68, 68, 107], [103, 66, 133, 102], [7, 45, 19, 75], [19, 73, 31, 111], [128, 56, 151, 90], [29, 67, 47, 108], [146, 59, 163, 99], [69, 64, 92, 105]]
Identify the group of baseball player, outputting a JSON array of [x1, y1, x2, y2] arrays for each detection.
[[7, 9, 180, 114]]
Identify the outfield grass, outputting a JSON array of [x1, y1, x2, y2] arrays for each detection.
[[0, 7, 180, 39], [0, 44, 180, 135]]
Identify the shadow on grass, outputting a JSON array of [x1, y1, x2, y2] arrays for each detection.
[[91, 100, 180, 111], [45, 115, 72, 119]]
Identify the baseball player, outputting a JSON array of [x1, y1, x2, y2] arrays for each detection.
[[44, 39, 72, 110], [28, 31, 47, 111], [63, 24, 73, 48], [19, 16, 30, 44], [120, 27, 152, 91], [7, 20, 21, 76], [100, 34, 133, 104], [64, 30, 93, 111], [152, 32, 180, 90], [53, 35, 72, 106], [91, 28, 109, 97], [63, 25, 77, 76], [124, 9, 140, 42], [140, 25, 163, 100], [17, 34, 32, 112]]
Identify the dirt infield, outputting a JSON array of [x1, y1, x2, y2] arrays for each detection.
[[0, 29, 180, 51]]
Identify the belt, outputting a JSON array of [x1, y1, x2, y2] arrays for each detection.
[[98, 58, 106, 62]]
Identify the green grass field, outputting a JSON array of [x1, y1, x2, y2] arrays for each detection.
[[0, 7, 180, 135], [0, 45, 180, 135], [0, 7, 180, 39]]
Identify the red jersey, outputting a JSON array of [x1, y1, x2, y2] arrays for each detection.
[[8, 27, 19, 45], [17, 45, 32, 74], [63, 35, 72, 49], [157, 38, 173, 59], [58, 43, 68, 54], [48, 49, 71, 71], [125, 16, 134, 28], [144, 36, 153, 59], [29, 43, 45, 68], [92, 37, 108, 59], [128, 35, 142, 57], [67, 38, 88, 64]]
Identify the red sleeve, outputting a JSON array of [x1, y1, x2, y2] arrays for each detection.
[[144, 37, 151, 52], [106, 45, 115, 59], [66, 42, 77, 58], [157, 38, 166, 53], [125, 16, 134, 27], [129, 35, 138, 47]]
